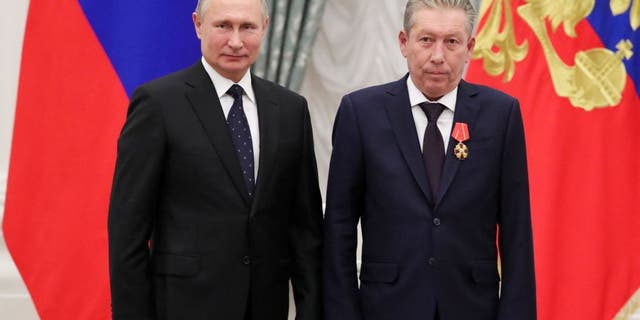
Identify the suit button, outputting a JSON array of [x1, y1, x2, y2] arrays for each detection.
[[428, 257, 437, 266], [242, 256, 251, 265], [433, 218, 441, 226]]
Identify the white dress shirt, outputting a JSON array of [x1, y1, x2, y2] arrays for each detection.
[[407, 76, 457, 153], [201, 57, 260, 179]]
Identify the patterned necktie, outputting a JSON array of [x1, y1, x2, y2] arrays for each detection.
[[226, 84, 255, 197], [420, 102, 446, 200]]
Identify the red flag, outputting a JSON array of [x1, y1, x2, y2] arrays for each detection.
[[3, 1, 200, 318], [467, 0, 640, 319], [2, 1, 126, 318]]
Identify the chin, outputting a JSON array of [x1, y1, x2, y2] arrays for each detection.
[[421, 82, 444, 92], [221, 64, 249, 73]]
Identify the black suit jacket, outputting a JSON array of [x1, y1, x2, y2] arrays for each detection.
[[323, 77, 536, 320], [109, 62, 323, 320]]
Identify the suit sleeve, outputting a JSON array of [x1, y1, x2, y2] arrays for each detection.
[[323, 95, 364, 320], [496, 99, 537, 319], [290, 99, 324, 320], [108, 86, 164, 320]]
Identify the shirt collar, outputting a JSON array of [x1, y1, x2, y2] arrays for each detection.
[[406, 75, 458, 112], [201, 57, 256, 104]]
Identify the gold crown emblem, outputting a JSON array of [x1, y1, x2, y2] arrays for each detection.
[[473, 0, 637, 111]]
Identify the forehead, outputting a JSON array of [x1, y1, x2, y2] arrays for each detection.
[[203, 0, 264, 22], [409, 7, 468, 36]]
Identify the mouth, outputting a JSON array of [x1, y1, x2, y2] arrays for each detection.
[[425, 71, 449, 80], [223, 54, 247, 59]]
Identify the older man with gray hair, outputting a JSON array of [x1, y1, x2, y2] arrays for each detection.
[[323, 0, 537, 319]]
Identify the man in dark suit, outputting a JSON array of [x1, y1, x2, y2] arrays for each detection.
[[323, 0, 536, 319], [108, 0, 323, 319]]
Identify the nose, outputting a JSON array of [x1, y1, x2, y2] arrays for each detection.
[[430, 42, 445, 64], [228, 30, 243, 49]]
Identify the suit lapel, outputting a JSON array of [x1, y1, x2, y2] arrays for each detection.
[[183, 63, 251, 206], [250, 76, 279, 214], [436, 80, 480, 206], [384, 77, 434, 205]]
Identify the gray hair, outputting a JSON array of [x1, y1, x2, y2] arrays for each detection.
[[195, 0, 270, 20], [403, 0, 477, 36]]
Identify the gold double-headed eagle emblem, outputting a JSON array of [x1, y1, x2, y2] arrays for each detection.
[[473, 0, 639, 111]]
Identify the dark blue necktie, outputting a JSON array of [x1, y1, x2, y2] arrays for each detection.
[[226, 84, 255, 197], [420, 102, 445, 200]]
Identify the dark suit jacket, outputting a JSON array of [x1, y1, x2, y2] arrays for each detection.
[[323, 76, 536, 320], [108, 62, 323, 320]]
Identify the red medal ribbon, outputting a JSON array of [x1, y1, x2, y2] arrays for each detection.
[[451, 122, 470, 142]]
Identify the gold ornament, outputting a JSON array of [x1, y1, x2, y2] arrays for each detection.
[[454, 142, 469, 160], [473, 0, 635, 111]]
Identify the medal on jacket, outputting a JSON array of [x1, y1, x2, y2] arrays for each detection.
[[451, 122, 470, 160]]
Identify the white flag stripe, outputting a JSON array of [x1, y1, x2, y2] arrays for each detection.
[[0, 0, 38, 319]]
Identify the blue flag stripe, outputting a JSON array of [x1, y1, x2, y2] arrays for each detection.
[[78, 0, 201, 97]]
